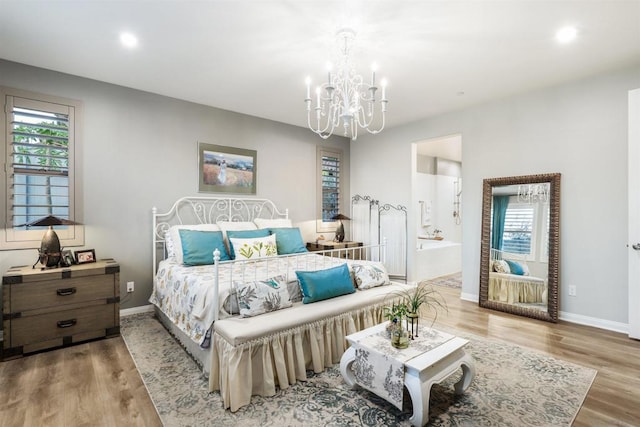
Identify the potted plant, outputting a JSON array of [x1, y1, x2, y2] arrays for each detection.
[[383, 302, 410, 349], [395, 284, 448, 338]]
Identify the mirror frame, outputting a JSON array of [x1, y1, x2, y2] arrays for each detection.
[[479, 173, 560, 322]]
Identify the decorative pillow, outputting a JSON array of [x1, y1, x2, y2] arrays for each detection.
[[229, 234, 278, 260], [167, 224, 221, 264], [493, 260, 511, 274], [254, 218, 293, 229], [269, 227, 308, 255], [506, 260, 527, 276], [235, 275, 293, 317], [226, 229, 270, 259], [287, 280, 303, 303], [295, 263, 355, 304], [178, 229, 230, 266], [350, 262, 390, 289]]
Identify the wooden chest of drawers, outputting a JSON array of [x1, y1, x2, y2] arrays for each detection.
[[2, 259, 120, 360]]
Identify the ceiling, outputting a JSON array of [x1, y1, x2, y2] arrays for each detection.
[[1, 1, 639, 132]]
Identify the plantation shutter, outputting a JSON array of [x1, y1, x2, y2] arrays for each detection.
[[8, 96, 72, 228], [502, 202, 534, 254], [321, 153, 340, 221]]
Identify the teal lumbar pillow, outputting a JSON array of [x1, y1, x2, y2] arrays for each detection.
[[179, 229, 230, 265], [295, 263, 355, 304]]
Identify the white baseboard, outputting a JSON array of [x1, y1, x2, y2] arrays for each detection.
[[460, 292, 479, 303], [559, 311, 628, 335], [120, 304, 155, 317], [457, 293, 629, 335]]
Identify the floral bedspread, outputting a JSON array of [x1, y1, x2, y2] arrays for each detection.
[[150, 254, 349, 346]]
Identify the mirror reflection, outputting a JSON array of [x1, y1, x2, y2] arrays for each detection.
[[479, 173, 560, 322], [488, 183, 550, 312]]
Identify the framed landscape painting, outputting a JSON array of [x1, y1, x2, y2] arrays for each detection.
[[198, 142, 257, 194]]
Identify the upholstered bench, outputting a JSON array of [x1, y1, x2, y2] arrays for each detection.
[[210, 281, 412, 411]]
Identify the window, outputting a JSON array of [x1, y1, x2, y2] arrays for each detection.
[[316, 146, 343, 232], [502, 201, 536, 255], [1, 87, 83, 249]]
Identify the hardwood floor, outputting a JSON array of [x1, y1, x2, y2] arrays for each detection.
[[1, 286, 639, 426], [432, 286, 640, 427], [0, 337, 162, 427]]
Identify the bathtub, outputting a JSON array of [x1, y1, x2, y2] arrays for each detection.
[[415, 239, 462, 281]]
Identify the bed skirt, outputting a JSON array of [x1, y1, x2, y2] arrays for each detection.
[[209, 302, 389, 412], [488, 276, 547, 304]]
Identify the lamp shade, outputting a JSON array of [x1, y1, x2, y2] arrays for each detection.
[[331, 213, 351, 221]]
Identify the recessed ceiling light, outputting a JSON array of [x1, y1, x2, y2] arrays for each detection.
[[555, 26, 577, 44], [120, 32, 138, 48]]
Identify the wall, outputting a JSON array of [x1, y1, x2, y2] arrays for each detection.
[[351, 63, 640, 328], [0, 59, 349, 309]]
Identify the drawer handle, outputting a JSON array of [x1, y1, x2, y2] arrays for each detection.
[[56, 287, 77, 296], [57, 319, 77, 328]]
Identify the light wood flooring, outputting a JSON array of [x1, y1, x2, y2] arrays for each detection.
[[1, 285, 639, 426]]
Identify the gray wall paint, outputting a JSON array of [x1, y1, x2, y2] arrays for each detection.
[[0, 59, 349, 309], [352, 63, 640, 325]]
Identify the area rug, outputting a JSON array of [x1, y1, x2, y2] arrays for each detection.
[[121, 313, 596, 427], [420, 272, 462, 289]]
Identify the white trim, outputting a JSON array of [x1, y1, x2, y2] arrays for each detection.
[[460, 292, 479, 303], [120, 304, 155, 317], [559, 311, 628, 335], [628, 88, 640, 339], [458, 293, 629, 334]]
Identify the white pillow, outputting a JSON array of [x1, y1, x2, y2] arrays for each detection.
[[253, 218, 293, 229], [229, 234, 278, 260], [217, 221, 258, 241], [235, 275, 292, 317], [493, 260, 511, 274], [167, 224, 220, 264], [350, 262, 391, 289]]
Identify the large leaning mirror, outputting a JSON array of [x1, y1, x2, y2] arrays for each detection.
[[479, 173, 560, 322]]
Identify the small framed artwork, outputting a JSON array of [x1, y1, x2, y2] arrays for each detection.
[[198, 142, 257, 194], [74, 249, 96, 264], [61, 249, 75, 267]]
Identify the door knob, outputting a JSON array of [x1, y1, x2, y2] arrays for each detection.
[[633, 243, 640, 250]]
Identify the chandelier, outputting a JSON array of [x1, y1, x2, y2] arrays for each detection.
[[517, 183, 549, 204], [305, 28, 388, 141]]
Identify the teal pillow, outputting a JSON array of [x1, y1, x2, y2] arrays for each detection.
[[295, 263, 355, 304], [179, 229, 229, 265], [505, 260, 525, 275], [269, 227, 308, 254], [227, 229, 270, 259]]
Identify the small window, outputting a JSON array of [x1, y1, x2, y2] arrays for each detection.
[[1, 87, 83, 249], [316, 146, 343, 232], [502, 201, 536, 255]]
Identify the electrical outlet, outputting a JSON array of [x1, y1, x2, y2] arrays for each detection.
[[127, 281, 135, 293], [568, 285, 577, 297]]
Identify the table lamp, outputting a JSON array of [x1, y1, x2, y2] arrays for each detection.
[[24, 215, 78, 269], [331, 213, 350, 242]]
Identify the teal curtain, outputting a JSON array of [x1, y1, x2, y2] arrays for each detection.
[[491, 195, 510, 251]]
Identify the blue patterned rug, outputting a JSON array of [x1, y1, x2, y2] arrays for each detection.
[[121, 313, 595, 426]]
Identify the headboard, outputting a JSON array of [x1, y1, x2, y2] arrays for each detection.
[[152, 196, 288, 274]]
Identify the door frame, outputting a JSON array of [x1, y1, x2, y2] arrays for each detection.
[[629, 88, 640, 339]]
